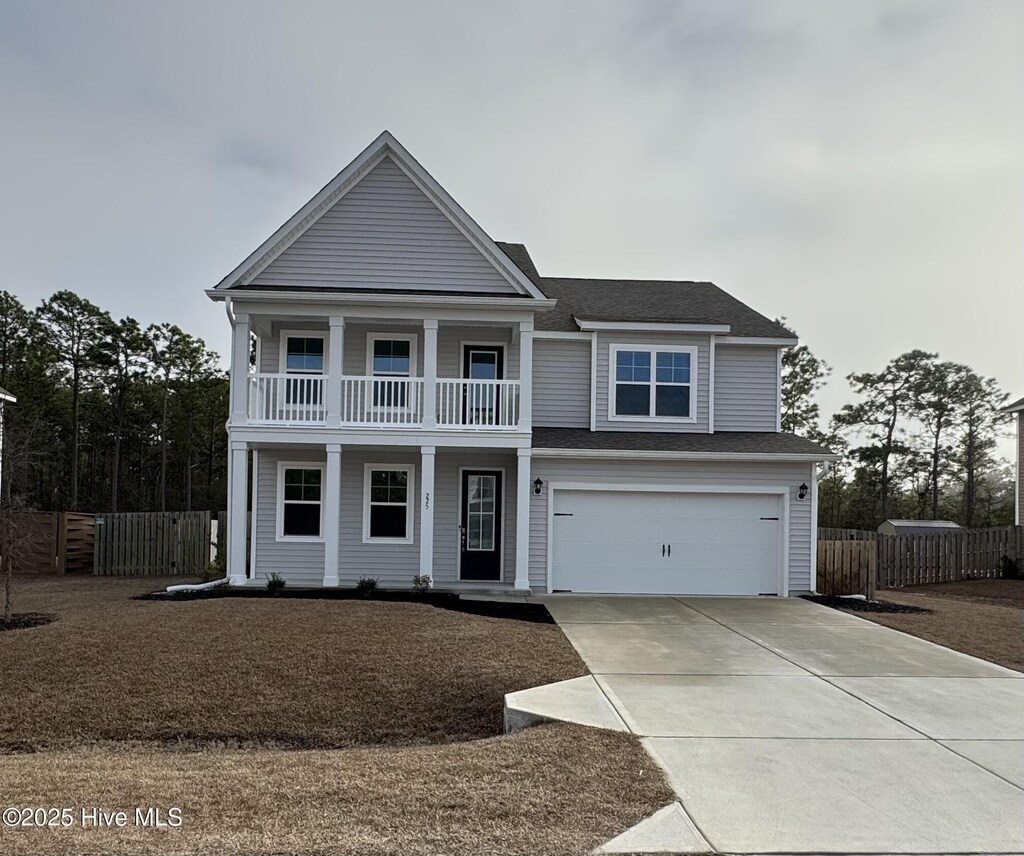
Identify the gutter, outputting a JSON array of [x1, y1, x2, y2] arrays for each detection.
[[531, 448, 843, 463]]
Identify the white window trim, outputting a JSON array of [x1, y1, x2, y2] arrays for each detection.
[[608, 344, 698, 423], [365, 332, 419, 377], [362, 463, 416, 545], [276, 460, 326, 542], [458, 341, 508, 380], [278, 330, 328, 375]]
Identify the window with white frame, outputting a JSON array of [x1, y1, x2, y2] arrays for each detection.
[[610, 345, 696, 420], [281, 333, 326, 407], [363, 465, 415, 542], [277, 463, 325, 539], [367, 334, 417, 408]]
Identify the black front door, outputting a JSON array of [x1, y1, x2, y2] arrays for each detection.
[[460, 470, 503, 581], [462, 345, 504, 426]]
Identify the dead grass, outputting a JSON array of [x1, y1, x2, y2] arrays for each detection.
[[0, 723, 674, 856], [859, 581, 1024, 672], [0, 577, 587, 751]]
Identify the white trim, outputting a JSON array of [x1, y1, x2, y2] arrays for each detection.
[[248, 448, 259, 579], [208, 289, 556, 313], [0, 390, 15, 404], [776, 348, 783, 432], [809, 462, 819, 594], [365, 332, 419, 377], [545, 482, 790, 596], [213, 131, 549, 300], [458, 341, 508, 380], [533, 331, 592, 340], [278, 329, 328, 375], [532, 448, 842, 463], [275, 460, 327, 542], [419, 446, 436, 581], [589, 332, 597, 432], [708, 334, 716, 434], [228, 426, 532, 448], [575, 318, 730, 334], [322, 445, 342, 587], [716, 336, 799, 347], [456, 466, 507, 582], [607, 343, 698, 423], [362, 463, 416, 545]]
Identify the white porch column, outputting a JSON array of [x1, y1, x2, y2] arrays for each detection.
[[326, 316, 345, 428], [514, 448, 532, 591], [422, 319, 438, 429], [229, 312, 251, 424], [227, 440, 249, 585], [419, 445, 436, 583], [323, 444, 342, 587], [518, 319, 534, 432]]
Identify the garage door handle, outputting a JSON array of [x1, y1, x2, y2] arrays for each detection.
[[554, 512, 574, 517], [760, 517, 779, 521]]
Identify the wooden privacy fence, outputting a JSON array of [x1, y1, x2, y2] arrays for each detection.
[[94, 511, 214, 576], [8, 512, 95, 575], [817, 540, 877, 598], [818, 525, 1023, 594]]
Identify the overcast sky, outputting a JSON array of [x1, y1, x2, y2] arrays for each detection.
[[2, 0, 1021, 452]]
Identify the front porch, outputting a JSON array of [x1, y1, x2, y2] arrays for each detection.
[[226, 441, 535, 591]]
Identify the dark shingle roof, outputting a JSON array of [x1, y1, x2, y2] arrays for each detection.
[[532, 427, 837, 458], [494, 242, 793, 337], [1003, 395, 1024, 413]]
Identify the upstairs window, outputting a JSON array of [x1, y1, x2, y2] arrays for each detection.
[[610, 345, 696, 421], [367, 334, 417, 408], [285, 336, 325, 374]]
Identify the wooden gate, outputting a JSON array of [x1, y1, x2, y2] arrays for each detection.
[[9, 512, 95, 574], [817, 540, 877, 598], [94, 511, 212, 576]]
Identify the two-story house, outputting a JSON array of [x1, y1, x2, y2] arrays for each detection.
[[209, 132, 838, 597]]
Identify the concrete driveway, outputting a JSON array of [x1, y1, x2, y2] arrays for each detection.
[[542, 595, 1024, 854]]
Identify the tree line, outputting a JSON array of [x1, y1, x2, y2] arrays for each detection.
[[0, 290, 228, 513], [780, 324, 1014, 530]]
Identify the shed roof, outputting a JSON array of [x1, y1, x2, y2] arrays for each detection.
[[878, 519, 961, 535]]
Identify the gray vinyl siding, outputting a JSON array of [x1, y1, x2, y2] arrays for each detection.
[[533, 338, 591, 428], [595, 333, 710, 432], [253, 447, 327, 587], [714, 346, 780, 432], [529, 458, 814, 593], [436, 327, 519, 380], [342, 324, 425, 376], [432, 450, 518, 585], [250, 156, 517, 294]]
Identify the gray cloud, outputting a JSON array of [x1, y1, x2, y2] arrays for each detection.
[[0, 0, 1020, 453]]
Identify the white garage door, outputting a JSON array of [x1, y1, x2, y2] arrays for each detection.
[[551, 490, 782, 595]]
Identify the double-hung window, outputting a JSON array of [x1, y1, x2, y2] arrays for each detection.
[[367, 334, 417, 408], [610, 345, 696, 421], [281, 333, 325, 408], [363, 465, 415, 543], [277, 463, 324, 540]]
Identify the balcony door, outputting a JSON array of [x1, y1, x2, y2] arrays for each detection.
[[459, 469, 503, 581], [461, 345, 504, 426]]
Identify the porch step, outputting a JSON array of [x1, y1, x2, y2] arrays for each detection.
[[503, 675, 629, 733]]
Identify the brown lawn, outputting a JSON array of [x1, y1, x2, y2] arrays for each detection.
[[0, 577, 672, 855], [857, 579, 1024, 672]]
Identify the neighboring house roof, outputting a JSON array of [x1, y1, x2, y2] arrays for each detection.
[[213, 132, 548, 301], [1002, 395, 1024, 414], [532, 427, 838, 461], [878, 519, 962, 535], [0, 385, 15, 404], [495, 242, 794, 339]]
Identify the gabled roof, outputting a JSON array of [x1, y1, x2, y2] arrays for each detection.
[[215, 132, 547, 300], [495, 242, 794, 339], [0, 386, 14, 404], [1003, 395, 1024, 414], [878, 519, 961, 535]]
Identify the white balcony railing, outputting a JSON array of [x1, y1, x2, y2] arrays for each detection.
[[245, 374, 520, 430], [339, 376, 424, 427], [248, 373, 327, 424], [436, 379, 520, 429]]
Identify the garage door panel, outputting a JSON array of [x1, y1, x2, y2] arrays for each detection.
[[552, 489, 782, 595]]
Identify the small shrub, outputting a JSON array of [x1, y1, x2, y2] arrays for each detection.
[[355, 576, 379, 597], [200, 550, 225, 582], [411, 574, 432, 595], [266, 573, 286, 596]]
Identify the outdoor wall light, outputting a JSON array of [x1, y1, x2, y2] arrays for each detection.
[[798, 483, 809, 500], [533, 478, 544, 496]]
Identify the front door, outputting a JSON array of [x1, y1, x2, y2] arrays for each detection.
[[460, 470, 503, 581]]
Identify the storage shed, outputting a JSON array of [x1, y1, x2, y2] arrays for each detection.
[[877, 519, 961, 536]]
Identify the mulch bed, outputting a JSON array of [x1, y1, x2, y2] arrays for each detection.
[[803, 595, 933, 615], [138, 585, 555, 623], [0, 612, 56, 632]]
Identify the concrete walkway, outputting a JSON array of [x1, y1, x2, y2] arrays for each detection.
[[540, 595, 1024, 854]]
